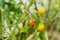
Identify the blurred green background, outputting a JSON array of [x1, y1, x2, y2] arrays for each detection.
[[0, 0, 60, 40]]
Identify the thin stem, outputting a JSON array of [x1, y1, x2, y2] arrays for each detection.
[[34, 0, 40, 22], [0, 0, 4, 39], [46, 0, 51, 18], [45, 0, 51, 29]]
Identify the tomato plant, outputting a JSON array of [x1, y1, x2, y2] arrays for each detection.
[[0, 0, 60, 40]]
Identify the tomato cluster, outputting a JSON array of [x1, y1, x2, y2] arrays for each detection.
[[29, 8, 45, 31]]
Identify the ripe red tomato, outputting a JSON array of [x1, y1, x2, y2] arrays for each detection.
[[30, 19, 34, 27]]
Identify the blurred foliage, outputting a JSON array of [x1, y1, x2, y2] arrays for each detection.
[[0, 0, 60, 40]]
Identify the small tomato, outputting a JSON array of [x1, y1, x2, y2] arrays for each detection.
[[37, 23, 44, 31], [38, 8, 45, 15], [30, 19, 34, 27]]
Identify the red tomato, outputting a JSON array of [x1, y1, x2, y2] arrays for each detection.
[[30, 19, 34, 27]]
